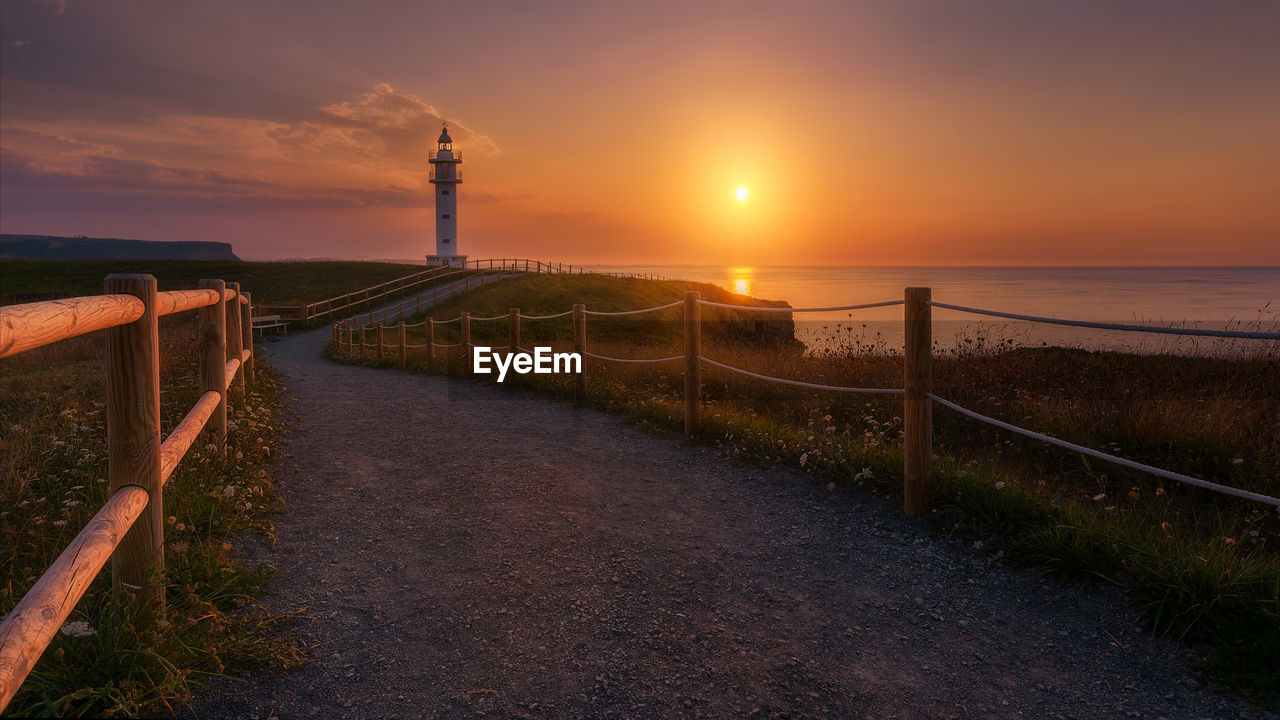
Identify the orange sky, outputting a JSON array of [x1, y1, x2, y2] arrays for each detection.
[[2, 1, 1277, 265]]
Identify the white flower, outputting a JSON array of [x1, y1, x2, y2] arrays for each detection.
[[223, 486, 236, 497], [799, 452, 809, 467], [60, 621, 96, 637], [8, 424, 22, 433], [994, 482, 1006, 490]]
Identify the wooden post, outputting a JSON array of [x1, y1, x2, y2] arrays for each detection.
[[461, 312, 471, 360], [904, 287, 933, 517], [509, 307, 520, 352], [105, 274, 165, 617], [397, 322, 407, 369], [426, 318, 436, 373], [198, 280, 227, 452], [684, 290, 701, 436], [377, 324, 386, 361], [241, 291, 254, 386], [573, 304, 586, 406], [226, 282, 245, 399], [360, 326, 367, 355]]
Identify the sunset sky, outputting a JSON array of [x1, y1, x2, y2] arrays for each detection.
[[2, 1, 1277, 265]]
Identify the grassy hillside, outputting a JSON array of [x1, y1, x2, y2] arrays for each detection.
[[0, 259, 424, 306], [414, 273, 803, 349]]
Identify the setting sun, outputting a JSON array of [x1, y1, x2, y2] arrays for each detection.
[[735, 186, 749, 202]]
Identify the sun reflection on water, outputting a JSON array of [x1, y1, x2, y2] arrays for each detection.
[[728, 267, 755, 297]]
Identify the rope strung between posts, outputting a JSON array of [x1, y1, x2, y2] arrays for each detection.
[[927, 393, 1280, 506], [404, 342, 430, 348], [403, 320, 427, 327], [470, 314, 509, 322], [434, 342, 463, 348], [584, 300, 682, 316], [519, 310, 574, 320], [929, 302, 1280, 340], [699, 357, 904, 395], [583, 351, 683, 364], [437, 316, 463, 324], [697, 299, 905, 313]]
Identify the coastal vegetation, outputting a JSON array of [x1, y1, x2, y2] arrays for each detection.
[[1, 264, 309, 716], [0, 259, 423, 307], [330, 273, 1280, 705]]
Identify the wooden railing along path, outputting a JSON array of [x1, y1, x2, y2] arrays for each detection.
[[0, 275, 257, 710], [336, 288, 1280, 513]]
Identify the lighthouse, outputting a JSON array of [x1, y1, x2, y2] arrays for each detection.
[[426, 122, 466, 267]]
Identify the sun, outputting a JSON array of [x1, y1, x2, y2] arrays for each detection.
[[735, 186, 749, 202]]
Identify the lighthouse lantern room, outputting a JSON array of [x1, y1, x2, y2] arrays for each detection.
[[426, 122, 466, 267]]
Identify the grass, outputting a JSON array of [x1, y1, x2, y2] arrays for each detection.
[[1, 320, 303, 717], [0, 259, 426, 306], [331, 273, 1280, 707]]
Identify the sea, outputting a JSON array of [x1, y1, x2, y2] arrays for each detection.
[[583, 266, 1280, 355]]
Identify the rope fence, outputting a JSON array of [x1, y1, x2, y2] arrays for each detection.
[[929, 302, 1280, 340], [700, 356, 904, 395], [332, 284, 1276, 515]]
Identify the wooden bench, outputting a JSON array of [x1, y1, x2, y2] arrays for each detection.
[[251, 314, 288, 336]]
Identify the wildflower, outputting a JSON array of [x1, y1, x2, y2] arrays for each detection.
[[60, 621, 95, 637], [994, 482, 1006, 490], [799, 452, 809, 467], [171, 541, 190, 554], [1231, 458, 1244, 465], [223, 485, 236, 498], [9, 424, 22, 432], [1092, 493, 1106, 501], [168, 516, 177, 525], [52, 520, 67, 527]]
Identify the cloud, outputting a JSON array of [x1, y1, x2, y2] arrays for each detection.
[[11, 40, 30, 48], [0, 83, 499, 211]]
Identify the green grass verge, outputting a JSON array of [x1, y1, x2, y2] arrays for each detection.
[[0, 259, 424, 306], [329, 273, 1280, 708], [1, 323, 303, 717]]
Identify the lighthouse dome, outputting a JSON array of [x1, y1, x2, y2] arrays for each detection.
[[438, 127, 453, 144]]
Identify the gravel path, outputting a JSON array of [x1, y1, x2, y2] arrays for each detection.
[[191, 317, 1263, 720]]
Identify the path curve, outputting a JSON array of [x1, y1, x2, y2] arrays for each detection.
[[193, 322, 1261, 719]]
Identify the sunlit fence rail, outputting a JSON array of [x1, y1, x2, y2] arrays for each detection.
[[256, 258, 665, 326], [335, 287, 1280, 513], [0, 275, 256, 711]]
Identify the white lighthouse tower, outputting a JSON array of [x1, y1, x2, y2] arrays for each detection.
[[426, 122, 465, 267]]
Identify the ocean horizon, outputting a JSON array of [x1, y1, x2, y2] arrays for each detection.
[[583, 264, 1280, 354]]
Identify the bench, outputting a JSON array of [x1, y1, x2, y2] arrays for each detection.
[[251, 314, 288, 336]]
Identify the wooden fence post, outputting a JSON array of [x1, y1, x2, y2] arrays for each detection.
[[904, 287, 933, 517], [226, 282, 245, 399], [573, 304, 586, 406], [398, 322, 407, 369], [241, 291, 254, 387], [360, 326, 367, 355], [461, 312, 471, 361], [104, 274, 165, 618], [377, 324, 386, 361], [684, 290, 701, 436], [426, 318, 436, 373], [198, 279, 227, 453], [509, 307, 520, 352]]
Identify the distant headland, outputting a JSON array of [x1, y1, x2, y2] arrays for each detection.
[[0, 235, 239, 261]]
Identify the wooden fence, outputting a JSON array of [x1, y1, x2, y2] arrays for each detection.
[[0, 275, 256, 711], [257, 258, 664, 326]]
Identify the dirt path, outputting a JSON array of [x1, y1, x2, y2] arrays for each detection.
[[192, 318, 1262, 719]]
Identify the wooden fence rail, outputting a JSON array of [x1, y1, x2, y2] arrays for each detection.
[[0, 274, 256, 711]]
